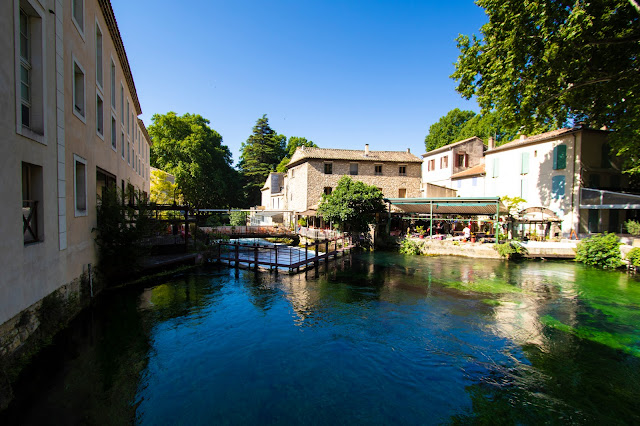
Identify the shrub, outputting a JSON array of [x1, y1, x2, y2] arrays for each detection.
[[399, 238, 421, 255], [625, 220, 640, 237], [494, 241, 528, 260], [575, 233, 623, 269], [229, 211, 246, 226], [297, 217, 307, 227], [626, 247, 640, 267]]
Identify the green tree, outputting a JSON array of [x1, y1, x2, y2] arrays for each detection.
[[452, 0, 640, 174], [150, 168, 181, 205], [149, 112, 239, 208], [575, 233, 623, 269], [425, 108, 476, 152], [239, 115, 287, 206], [318, 176, 386, 244], [276, 136, 317, 172]]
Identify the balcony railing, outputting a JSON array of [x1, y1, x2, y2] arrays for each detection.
[[23, 200, 38, 244]]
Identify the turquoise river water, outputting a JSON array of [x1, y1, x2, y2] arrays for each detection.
[[2, 252, 640, 425]]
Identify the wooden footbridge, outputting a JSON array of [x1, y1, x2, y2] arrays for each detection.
[[205, 235, 354, 273]]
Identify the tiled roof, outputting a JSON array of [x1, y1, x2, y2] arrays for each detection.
[[98, 0, 142, 115], [287, 146, 422, 168], [422, 136, 484, 157], [486, 128, 574, 154], [451, 164, 485, 179]]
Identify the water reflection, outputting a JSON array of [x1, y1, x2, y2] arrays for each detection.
[[3, 255, 640, 424]]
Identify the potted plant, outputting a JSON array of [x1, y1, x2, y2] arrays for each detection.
[[416, 225, 426, 239]]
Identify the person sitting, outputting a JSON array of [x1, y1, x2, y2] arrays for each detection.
[[462, 225, 471, 241]]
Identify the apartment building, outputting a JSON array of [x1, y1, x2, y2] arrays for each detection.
[[1, 0, 151, 334]]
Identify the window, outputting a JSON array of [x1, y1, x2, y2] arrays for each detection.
[[96, 167, 116, 201], [350, 163, 358, 175], [456, 180, 462, 189], [375, 164, 383, 175], [127, 141, 130, 164], [126, 100, 130, 134], [324, 163, 332, 174], [398, 188, 406, 198], [95, 23, 103, 88], [491, 158, 499, 178], [589, 174, 600, 189], [121, 131, 125, 158], [553, 144, 567, 170], [96, 92, 104, 137], [16, 4, 45, 139], [399, 165, 407, 176], [111, 115, 116, 150], [73, 59, 85, 119], [120, 84, 124, 124], [19, 8, 31, 128], [72, 0, 84, 34], [427, 159, 435, 171], [601, 143, 612, 168], [324, 187, 332, 195], [22, 162, 43, 244], [74, 155, 87, 216], [472, 177, 478, 187], [457, 153, 468, 167], [551, 175, 566, 200], [521, 152, 529, 175], [110, 60, 116, 109], [440, 156, 448, 169]]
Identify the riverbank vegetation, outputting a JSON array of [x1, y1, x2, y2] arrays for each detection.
[[575, 233, 623, 269]]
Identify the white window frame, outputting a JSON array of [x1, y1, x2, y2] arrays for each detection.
[[110, 113, 117, 151], [96, 90, 104, 139], [110, 57, 116, 111], [73, 154, 88, 217], [72, 55, 86, 123], [120, 83, 124, 125], [15, 0, 46, 144], [95, 18, 103, 92], [71, 0, 85, 40]]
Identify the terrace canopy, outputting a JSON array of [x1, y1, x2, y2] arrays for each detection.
[[384, 197, 508, 237]]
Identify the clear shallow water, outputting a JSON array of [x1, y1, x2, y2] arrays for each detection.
[[3, 252, 640, 425]]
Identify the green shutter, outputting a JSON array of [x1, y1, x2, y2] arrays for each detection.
[[554, 144, 567, 170], [521, 152, 529, 174], [552, 175, 566, 200]]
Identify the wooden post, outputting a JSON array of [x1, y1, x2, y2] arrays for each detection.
[[254, 246, 258, 270], [314, 241, 319, 268], [274, 245, 278, 271], [326, 240, 329, 260], [234, 243, 239, 268]]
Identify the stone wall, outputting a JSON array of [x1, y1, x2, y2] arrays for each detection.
[[410, 238, 502, 259], [303, 159, 422, 211]]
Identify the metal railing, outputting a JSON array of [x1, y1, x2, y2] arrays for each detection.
[[23, 200, 38, 244]]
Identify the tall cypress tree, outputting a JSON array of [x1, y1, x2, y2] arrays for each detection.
[[238, 115, 286, 206]]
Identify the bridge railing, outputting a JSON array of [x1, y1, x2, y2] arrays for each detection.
[[201, 225, 295, 236]]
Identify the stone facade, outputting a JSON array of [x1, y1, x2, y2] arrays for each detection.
[[284, 146, 423, 213], [422, 136, 486, 191]]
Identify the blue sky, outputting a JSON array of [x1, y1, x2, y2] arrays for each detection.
[[111, 0, 487, 163]]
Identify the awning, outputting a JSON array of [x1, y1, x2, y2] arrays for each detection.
[[385, 197, 508, 216], [580, 188, 640, 210]]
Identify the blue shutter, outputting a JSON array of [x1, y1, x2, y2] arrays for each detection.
[[552, 175, 566, 200]]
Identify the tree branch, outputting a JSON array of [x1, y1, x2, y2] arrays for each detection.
[[585, 35, 640, 46]]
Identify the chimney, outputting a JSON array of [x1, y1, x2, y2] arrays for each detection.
[[407, 148, 411, 154], [487, 136, 495, 150], [364, 144, 370, 156], [520, 134, 526, 141]]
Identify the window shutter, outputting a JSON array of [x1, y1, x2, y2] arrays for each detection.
[[521, 152, 529, 174], [464, 154, 469, 167], [552, 175, 566, 199], [492, 158, 499, 178], [554, 144, 567, 170]]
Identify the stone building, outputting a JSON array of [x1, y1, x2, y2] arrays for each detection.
[[1, 0, 151, 352], [421, 136, 485, 196], [285, 145, 423, 217]]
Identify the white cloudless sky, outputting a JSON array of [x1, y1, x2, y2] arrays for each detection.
[[111, 0, 487, 164]]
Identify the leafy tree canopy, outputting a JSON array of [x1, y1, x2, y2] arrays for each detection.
[[150, 169, 181, 205], [318, 176, 386, 235], [149, 112, 239, 208], [452, 0, 640, 174], [239, 115, 287, 206], [276, 136, 317, 172], [425, 109, 524, 152]]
